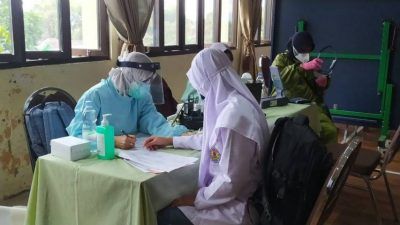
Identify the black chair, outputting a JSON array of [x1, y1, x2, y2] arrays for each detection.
[[155, 78, 178, 118], [307, 136, 362, 225], [23, 87, 76, 171], [327, 124, 400, 225]]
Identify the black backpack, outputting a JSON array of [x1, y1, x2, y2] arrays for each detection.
[[255, 115, 333, 225]]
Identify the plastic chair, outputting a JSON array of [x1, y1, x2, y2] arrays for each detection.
[[307, 136, 361, 225], [23, 87, 76, 171]]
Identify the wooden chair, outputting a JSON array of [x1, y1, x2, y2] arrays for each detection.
[[307, 137, 362, 225]]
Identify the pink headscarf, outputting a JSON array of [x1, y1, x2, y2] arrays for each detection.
[[187, 48, 269, 187]]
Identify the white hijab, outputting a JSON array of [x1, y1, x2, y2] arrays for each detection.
[[209, 42, 229, 52], [108, 52, 154, 96], [187, 48, 269, 186]]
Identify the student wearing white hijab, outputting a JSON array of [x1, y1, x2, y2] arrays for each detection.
[[180, 42, 233, 103], [144, 48, 270, 225], [209, 42, 233, 61]]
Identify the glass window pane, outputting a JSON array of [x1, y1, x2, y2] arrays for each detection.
[[23, 0, 60, 51], [220, 0, 233, 44], [0, 0, 13, 54], [260, 0, 266, 41], [70, 0, 99, 51], [204, 0, 215, 45], [144, 10, 156, 47], [185, 0, 197, 45], [265, 0, 273, 41], [164, 0, 178, 46]]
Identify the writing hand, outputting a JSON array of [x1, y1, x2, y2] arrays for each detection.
[[115, 135, 136, 149], [143, 136, 173, 151]]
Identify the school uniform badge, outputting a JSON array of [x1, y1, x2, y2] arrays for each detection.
[[210, 148, 221, 162]]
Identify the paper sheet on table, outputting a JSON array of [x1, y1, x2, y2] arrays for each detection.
[[118, 150, 198, 173], [115, 134, 157, 151], [116, 134, 198, 173], [122, 159, 162, 174]]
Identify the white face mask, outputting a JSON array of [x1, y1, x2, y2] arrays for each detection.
[[293, 46, 310, 63]]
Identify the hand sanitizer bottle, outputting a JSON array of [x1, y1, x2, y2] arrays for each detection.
[[96, 114, 115, 160]]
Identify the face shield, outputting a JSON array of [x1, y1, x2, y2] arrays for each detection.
[[117, 60, 165, 104]]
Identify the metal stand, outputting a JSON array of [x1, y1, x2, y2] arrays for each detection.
[[297, 20, 394, 143]]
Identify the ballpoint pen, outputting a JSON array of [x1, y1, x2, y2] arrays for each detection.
[[121, 130, 133, 138], [121, 130, 136, 148]]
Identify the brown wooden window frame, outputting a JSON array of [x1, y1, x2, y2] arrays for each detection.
[[0, 0, 109, 69]]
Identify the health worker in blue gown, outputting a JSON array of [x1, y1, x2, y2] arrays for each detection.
[[67, 52, 188, 149]]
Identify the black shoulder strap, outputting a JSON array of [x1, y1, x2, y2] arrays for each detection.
[[266, 117, 289, 160], [262, 117, 290, 222]]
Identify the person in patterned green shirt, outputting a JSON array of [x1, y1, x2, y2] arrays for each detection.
[[272, 31, 337, 144]]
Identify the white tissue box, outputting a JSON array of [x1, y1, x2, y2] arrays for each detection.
[[51, 136, 91, 161]]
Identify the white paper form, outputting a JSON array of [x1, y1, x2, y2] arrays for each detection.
[[116, 134, 198, 173], [119, 150, 198, 173], [115, 134, 158, 151]]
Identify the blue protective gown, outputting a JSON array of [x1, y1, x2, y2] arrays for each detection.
[[66, 78, 188, 137]]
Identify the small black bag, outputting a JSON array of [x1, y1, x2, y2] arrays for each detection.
[[256, 115, 333, 225]]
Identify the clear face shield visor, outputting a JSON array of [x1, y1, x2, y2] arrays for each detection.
[[117, 60, 165, 105]]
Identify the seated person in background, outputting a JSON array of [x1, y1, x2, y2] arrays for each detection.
[[67, 52, 188, 149], [272, 31, 337, 144], [181, 42, 234, 103], [144, 48, 270, 225]]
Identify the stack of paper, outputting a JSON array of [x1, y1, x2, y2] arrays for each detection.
[[116, 135, 198, 173], [118, 150, 198, 173]]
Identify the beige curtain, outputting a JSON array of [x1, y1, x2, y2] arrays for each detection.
[[104, 0, 155, 53], [238, 0, 261, 81]]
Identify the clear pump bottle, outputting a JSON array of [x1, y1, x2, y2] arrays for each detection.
[[82, 100, 97, 153]]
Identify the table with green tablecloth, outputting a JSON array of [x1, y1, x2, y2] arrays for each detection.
[[25, 103, 319, 225], [263, 103, 320, 134]]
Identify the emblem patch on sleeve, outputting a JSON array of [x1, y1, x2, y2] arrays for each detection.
[[210, 148, 221, 162]]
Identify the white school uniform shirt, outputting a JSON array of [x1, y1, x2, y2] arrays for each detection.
[[173, 130, 260, 225], [173, 48, 269, 225]]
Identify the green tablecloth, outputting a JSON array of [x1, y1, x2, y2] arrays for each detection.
[[25, 103, 318, 225], [263, 103, 320, 135]]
